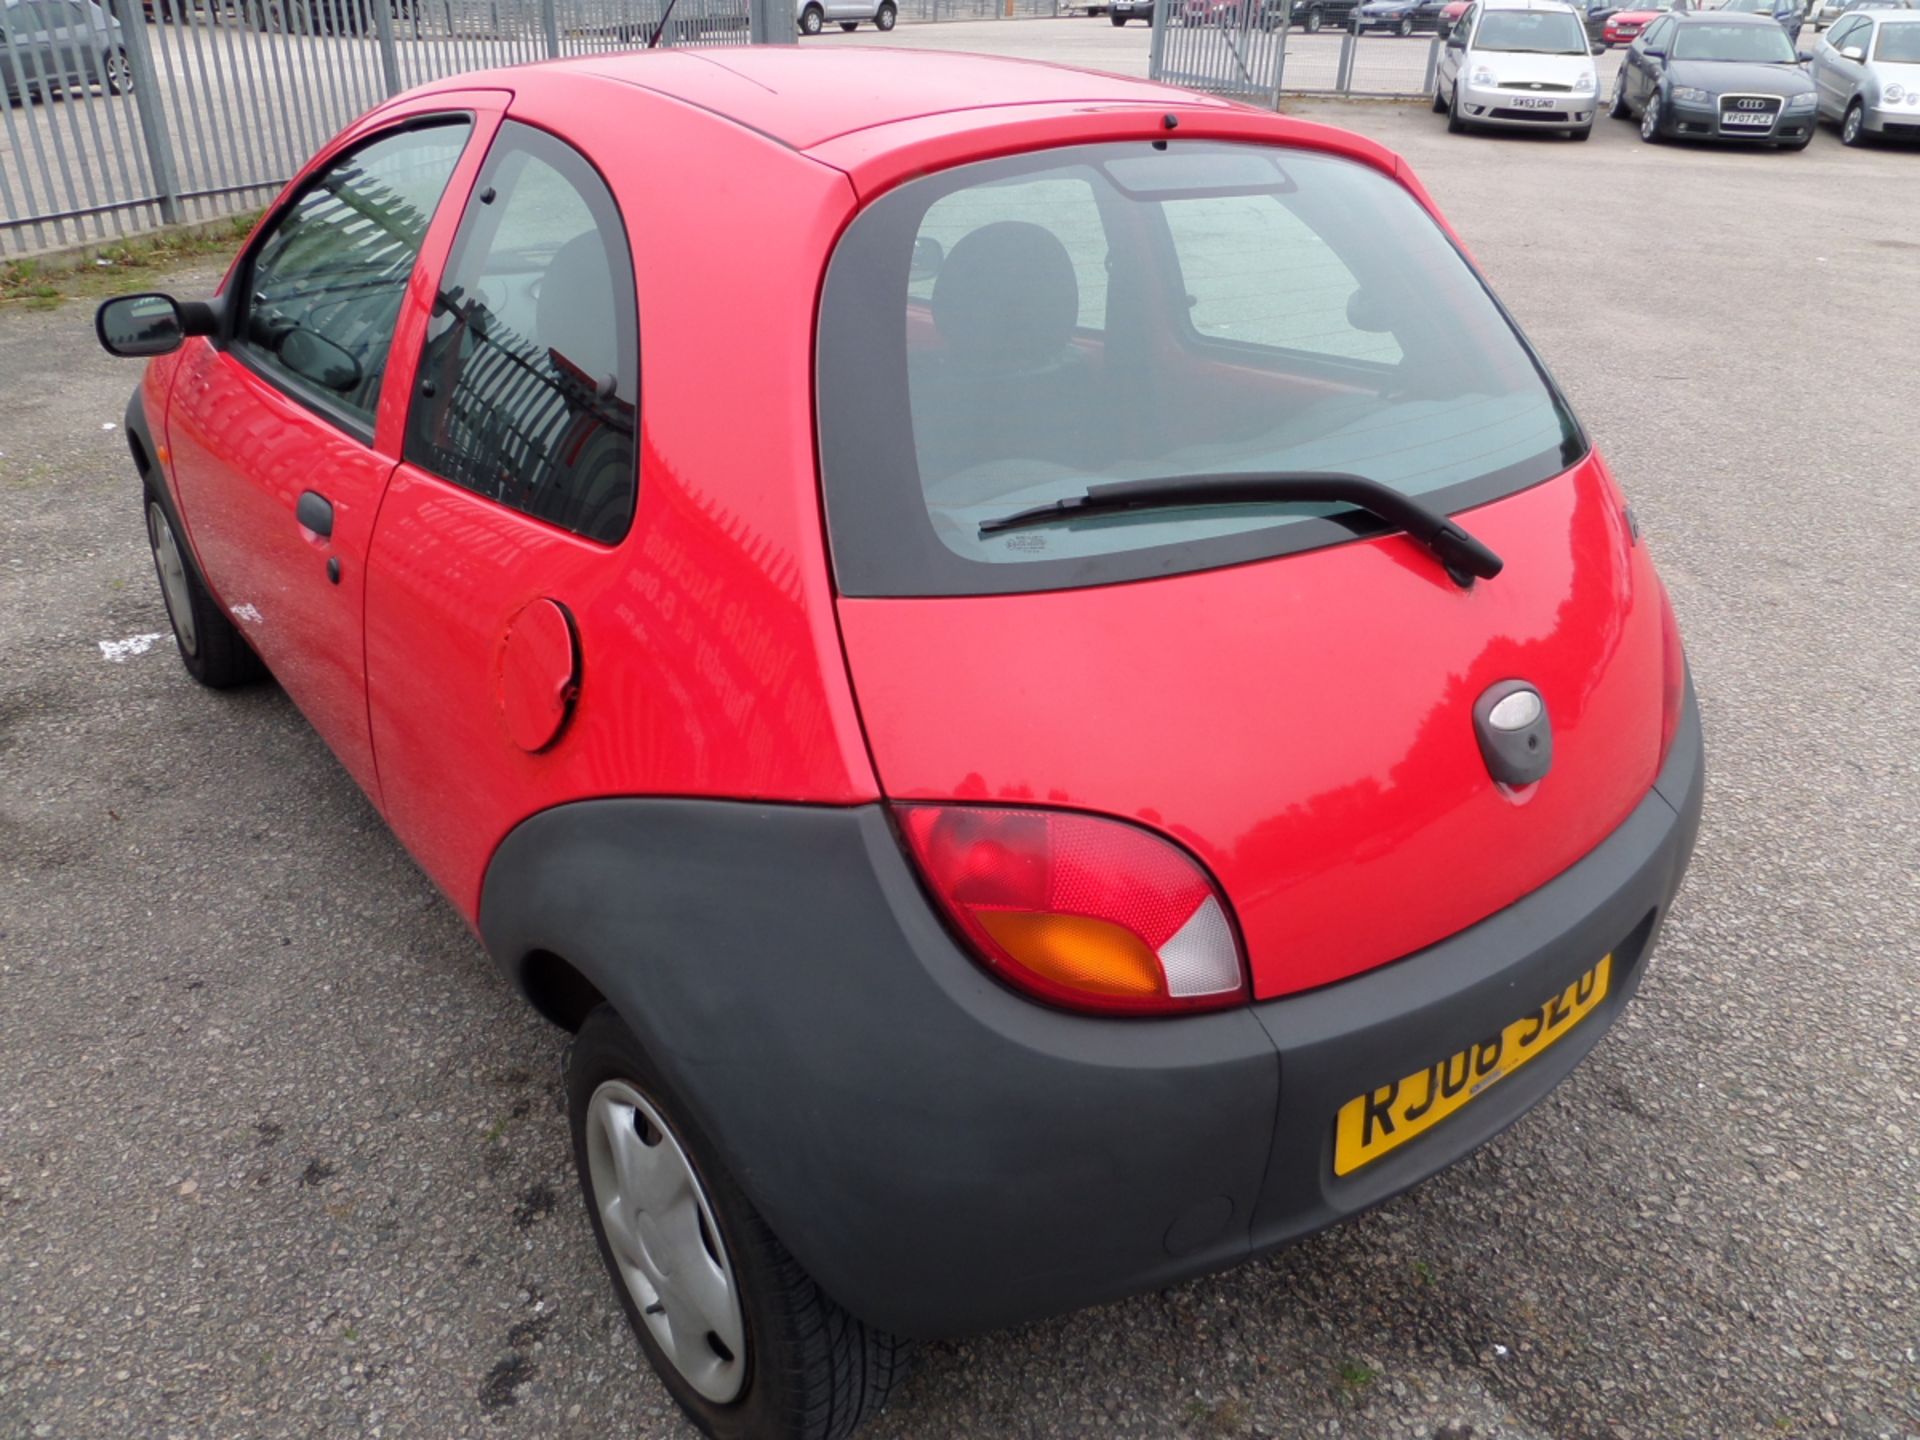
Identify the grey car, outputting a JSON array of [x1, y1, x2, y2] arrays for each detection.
[[1608, 9, 1819, 143], [2, 0, 128, 103], [1810, 7, 1920, 139], [796, 0, 896, 32]]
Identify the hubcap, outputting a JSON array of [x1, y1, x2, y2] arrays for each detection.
[[585, 1081, 747, 1404], [148, 502, 197, 657], [1642, 97, 1659, 138], [1845, 108, 1860, 141]]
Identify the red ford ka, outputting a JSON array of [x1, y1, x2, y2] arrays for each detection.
[[95, 46, 1702, 1440]]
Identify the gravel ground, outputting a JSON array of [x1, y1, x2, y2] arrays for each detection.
[[3, 90, 1919, 1440]]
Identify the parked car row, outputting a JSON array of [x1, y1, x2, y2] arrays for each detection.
[[1435, 0, 1920, 147]]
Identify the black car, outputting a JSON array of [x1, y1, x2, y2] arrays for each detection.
[[1287, 0, 1360, 29], [1609, 10, 1819, 144], [1108, 0, 1155, 24], [1351, 0, 1446, 32]]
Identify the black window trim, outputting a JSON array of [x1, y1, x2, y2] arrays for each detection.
[[399, 115, 642, 549], [223, 111, 478, 448]]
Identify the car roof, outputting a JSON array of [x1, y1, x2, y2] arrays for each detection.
[[1670, 8, 1773, 18], [1476, 0, 1581, 12], [535, 48, 1239, 152]]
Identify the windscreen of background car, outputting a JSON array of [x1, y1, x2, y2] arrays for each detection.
[[1876, 22, 1920, 58], [816, 142, 1583, 597], [1474, 9, 1589, 49], [1673, 19, 1796, 57]]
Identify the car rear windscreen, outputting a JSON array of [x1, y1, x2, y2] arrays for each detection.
[[815, 142, 1585, 597]]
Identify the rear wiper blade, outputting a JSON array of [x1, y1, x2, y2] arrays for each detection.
[[977, 471, 1504, 587]]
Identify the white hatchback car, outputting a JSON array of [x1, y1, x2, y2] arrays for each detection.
[[1435, 0, 1602, 138]]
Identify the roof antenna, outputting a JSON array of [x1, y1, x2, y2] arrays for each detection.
[[649, 0, 680, 47]]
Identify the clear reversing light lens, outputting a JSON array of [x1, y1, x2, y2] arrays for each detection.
[[895, 804, 1249, 1016]]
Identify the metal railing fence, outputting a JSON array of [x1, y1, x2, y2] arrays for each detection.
[[2, 0, 770, 257], [1148, 6, 1442, 105]]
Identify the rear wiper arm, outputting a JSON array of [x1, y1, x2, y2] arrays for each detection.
[[977, 471, 1504, 587]]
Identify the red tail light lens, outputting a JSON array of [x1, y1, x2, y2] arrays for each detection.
[[894, 804, 1248, 1016], [1657, 583, 1686, 773]]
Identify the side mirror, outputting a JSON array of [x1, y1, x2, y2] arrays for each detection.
[[1840, 42, 1864, 57], [96, 291, 222, 357], [1446, 29, 1465, 44], [96, 293, 186, 357], [909, 235, 944, 284], [1797, 46, 1813, 58], [275, 326, 362, 394]]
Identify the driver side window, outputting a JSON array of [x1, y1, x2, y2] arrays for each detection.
[[237, 120, 471, 431]]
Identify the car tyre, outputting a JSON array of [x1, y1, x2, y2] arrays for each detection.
[[840, 18, 858, 27], [1112, 11, 1127, 20], [1569, 122, 1593, 140], [799, 3, 824, 32], [1639, 89, 1664, 142], [567, 1005, 913, 1440], [1609, 66, 1631, 119], [1841, 99, 1867, 146], [1432, 79, 1448, 112], [104, 48, 133, 95], [144, 492, 267, 689], [874, 1, 895, 27], [1397, 13, 1412, 34], [1306, 6, 1323, 29], [1447, 79, 1469, 132]]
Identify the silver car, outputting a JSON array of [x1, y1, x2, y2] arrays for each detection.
[[796, 0, 898, 32], [1809, 0, 1909, 31], [1810, 7, 1920, 139], [1, 0, 130, 103]]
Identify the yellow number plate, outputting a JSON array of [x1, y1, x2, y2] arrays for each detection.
[[1332, 955, 1613, 1178]]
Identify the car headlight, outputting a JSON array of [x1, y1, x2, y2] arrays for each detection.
[[1574, 68, 1597, 91], [1785, 91, 1818, 110], [1472, 65, 1498, 85], [1671, 86, 1712, 104], [1885, 83, 1907, 103]]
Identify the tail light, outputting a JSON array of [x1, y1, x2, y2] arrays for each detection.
[[1657, 582, 1687, 773], [894, 804, 1248, 1017]]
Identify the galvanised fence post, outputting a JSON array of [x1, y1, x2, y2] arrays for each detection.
[[110, 0, 182, 225], [372, 0, 405, 94], [1335, 25, 1356, 94], [540, 0, 562, 58], [751, 0, 797, 43]]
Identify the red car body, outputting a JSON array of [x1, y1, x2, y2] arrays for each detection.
[[1439, 0, 1469, 33], [104, 46, 1702, 1437], [1603, 2, 1686, 43]]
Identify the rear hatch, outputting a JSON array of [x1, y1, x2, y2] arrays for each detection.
[[816, 135, 1667, 999]]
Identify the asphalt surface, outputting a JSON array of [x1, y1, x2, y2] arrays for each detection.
[[4, 91, 1920, 1440]]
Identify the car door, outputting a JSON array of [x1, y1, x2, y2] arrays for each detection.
[[1441, 2, 1475, 89], [1631, 17, 1671, 105], [45, 0, 94, 84], [363, 118, 641, 906], [164, 99, 502, 801], [0, 1, 55, 94], [1814, 15, 1850, 107], [1824, 14, 1866, 101]]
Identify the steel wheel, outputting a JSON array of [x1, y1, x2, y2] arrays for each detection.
[[1640, 90, 1663, 142], [584, 1079, 747, 1406], [799, 3, 822, 31], [1842, 100, 1865, 146], [147, 501, 198, 658], [875, 0, 896, 27]]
